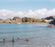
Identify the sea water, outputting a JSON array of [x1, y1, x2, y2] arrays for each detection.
[[0, 23, 55, 47]]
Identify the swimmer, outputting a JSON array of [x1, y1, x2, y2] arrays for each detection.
[[17, 37, 19, 40], [24, 39, 29, 41]]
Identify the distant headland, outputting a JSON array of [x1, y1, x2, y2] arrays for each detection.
[[0, 17, 42, 23], [0, 16, 55, 25]]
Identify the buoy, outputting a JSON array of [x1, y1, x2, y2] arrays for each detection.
[[17, 37, 19, 40], [24, 39, 29, 41]]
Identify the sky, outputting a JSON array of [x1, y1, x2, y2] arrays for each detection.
[[0, 0, 55, 19]]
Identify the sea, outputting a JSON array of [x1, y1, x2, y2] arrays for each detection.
[[0, 23, 55, 47]]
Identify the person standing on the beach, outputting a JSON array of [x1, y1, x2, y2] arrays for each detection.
[[3, 38, 5, 47], [3, 38, 5, 42], [12, 38, 14, 42]]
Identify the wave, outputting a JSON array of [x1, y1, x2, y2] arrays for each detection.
[[17, 23, 21, 24]]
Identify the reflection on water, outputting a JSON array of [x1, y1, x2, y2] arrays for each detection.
[[3, 41, 14, 47], [2, 40, 55, 47], [12, 42, 14, 47], [3, 41, 5, 47]]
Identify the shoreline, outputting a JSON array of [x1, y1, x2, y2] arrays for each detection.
[[0, 22, 49, 24]]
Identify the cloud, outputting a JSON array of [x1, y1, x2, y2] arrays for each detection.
[[0, 9, 14, 16], [0, 8, 55, 19]]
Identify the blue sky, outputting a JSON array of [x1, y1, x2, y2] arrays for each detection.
[[0, 0, 55, 19], [0, 0, 55, 11]]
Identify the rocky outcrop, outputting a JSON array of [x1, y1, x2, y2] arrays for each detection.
[[47, 24, 55, 27], [49, 19, 55, 25], [47, 18, 55, 27], [0, 17, 22, 23], [0, 19, 3, 23], [41, 16, 55, 23], [42, 16, 55, 20], [0, 17, 42, 23], [12, 17, 22, 23], [3, 19, 12, 23], [22, 17, 37, 23]]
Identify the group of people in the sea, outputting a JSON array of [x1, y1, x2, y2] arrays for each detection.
[[3, 37, 29, 42]]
